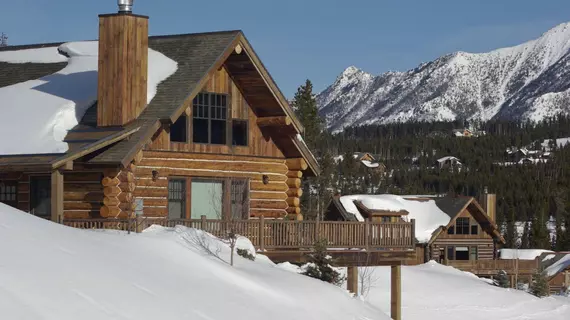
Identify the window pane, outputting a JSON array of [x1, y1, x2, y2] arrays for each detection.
[[471, 224, 478, 235], [455, 247, 469, 260], [211, 120, 226, 144], [193, 118, 209, 143], [231, 179, 249, 219], [191, 180, 223, 219], [232, 120, 248, 146], [470, 247, 478, 260], [456, 218, 470, 235], [447, 246, 455, 260], [168, 179, 186, 219], [170, 114, 187, 143]]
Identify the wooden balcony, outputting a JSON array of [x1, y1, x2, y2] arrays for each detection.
[[444, 259, 539, 276], [63, 217, 416, 266]]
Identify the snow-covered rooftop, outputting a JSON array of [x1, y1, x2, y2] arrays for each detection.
[[0, 42, 177, 155], [545, 254, 570, 277], [338, 194, 450, 242], [437, 156, 460, 163], [498, 249, 553, 260]]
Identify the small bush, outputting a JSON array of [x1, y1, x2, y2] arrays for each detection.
[[495, 270, 510, 288], [302, 239, 345, 286], [529, 272, 550, 298], [237, 248, 255, 261]]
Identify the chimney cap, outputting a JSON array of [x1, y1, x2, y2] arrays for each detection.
[[118, 0, 134, 13]]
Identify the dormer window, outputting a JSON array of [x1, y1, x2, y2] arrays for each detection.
[[170, 114, 187, 143], [193, 93, 227, 144]]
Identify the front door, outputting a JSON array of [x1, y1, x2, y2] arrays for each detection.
[[30, 176, 51, 219]]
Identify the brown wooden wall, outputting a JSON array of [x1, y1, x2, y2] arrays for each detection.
[[132, 150, 289, 218], [147, 67, 285, 158]]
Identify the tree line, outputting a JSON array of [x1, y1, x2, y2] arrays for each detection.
[[293, 79, 570, 251]]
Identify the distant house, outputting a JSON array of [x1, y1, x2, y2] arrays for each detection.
[[452, 128, 473, 137], [437, 156, 462, 170], [325, 193, 506, 266], [541, 252, 570, 294], [335, 152, 386, 173]]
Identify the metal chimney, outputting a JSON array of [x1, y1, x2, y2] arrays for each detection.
[[118, 0, 134, 14]]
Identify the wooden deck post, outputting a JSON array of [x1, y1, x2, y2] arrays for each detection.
[[50, 169, 64, 223], [364, 219, 370, 251], [391, 264, 402, 320], [259, 216, 265, 251], [347, 266, 359, 295], [410, 219, 416, 245]]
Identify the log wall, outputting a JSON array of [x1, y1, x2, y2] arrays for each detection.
[[133, 151, 289, 218]]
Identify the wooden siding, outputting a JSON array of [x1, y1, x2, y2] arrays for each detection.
[[97, 14, 148, 126], [63, 171, 104, 219], [148, 67, 285, 158], [431, 238, 495, 261], [132, 150, 289, 218]]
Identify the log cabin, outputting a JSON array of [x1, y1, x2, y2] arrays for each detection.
[[326, 193, 512, 271], [541, 252, 570, 294], [0, 3, 319, 223]]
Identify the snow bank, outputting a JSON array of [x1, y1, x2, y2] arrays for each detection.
[[0, 42, 177, 155], [0, 204, 386, 320], [545, 254, 570, 278], [499, 249, 553, 260], [357, 261, 570, 320], [339, 194, 450, 242]]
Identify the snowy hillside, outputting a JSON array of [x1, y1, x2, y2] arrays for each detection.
[[0, 204, 385, 320], [318, 22, 570, 132]]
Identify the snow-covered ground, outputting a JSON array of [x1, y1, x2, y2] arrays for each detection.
[[0, 204, 385, 320]]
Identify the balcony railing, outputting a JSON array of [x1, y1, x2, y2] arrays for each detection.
[[63, 217, 416, 251], [445, 259, 539, 275]]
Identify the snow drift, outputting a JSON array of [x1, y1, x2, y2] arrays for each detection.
[[0, 204, 386, 320], [0, 42, 177, 155]]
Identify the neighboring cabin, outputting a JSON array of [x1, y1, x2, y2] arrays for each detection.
[[0, 6, 318, 222], [436, 156, 462, 170], [326, 192, 507, 268], [334, 152, 386, 173]]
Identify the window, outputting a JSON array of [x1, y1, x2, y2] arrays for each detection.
[[232, 120, 248, 146], [170, 114, 187, 142], [447, 246, 455, 260], [168, 179, 186, 219], [0, 181, 17, 207], [471, 224, 478, 235], [193, 93, 227, 145], [447, 225, 455, 234], [470, 246, 478, 260], [30, 177, 50, 218], [191, 179, 223, 219], [231, 179, 249, 219], [381, 216, 391, 223], [455, 246, 469, 260], [455, 217, 470, 235]]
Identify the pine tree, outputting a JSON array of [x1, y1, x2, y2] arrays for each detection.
[[292, 79, 322, 150], [529, 272, 550, 298], [0, 33, 7, 47], [521, 222, 531, 249], [531, 208, 550, 249], [302, 239, 344, 286]]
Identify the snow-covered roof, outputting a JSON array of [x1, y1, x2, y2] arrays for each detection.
[[338, 194, 451, 243], [545, 254, 570, 277], [361, 160, 380, 168], [498, 249, 553, 260], [437, 156, 460, 163], [0, 42, 177, 155]]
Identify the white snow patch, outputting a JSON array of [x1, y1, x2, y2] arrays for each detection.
[[338, 194, 450, 242], [0, 204, 386, 320], [499, 249, 553, 260], [0, 42, 177, 155]]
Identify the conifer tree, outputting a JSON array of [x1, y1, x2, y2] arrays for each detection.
[[531, 209, 551, 249], [496, 270, 510, 288], [292, 79, 322, 150], [529, 272, 550, 298]]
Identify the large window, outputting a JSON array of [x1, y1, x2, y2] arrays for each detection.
[[30, 177, 50, 218], [455, 217, 470, 235], [191, 179, 224, 219], [168, 179, 186, 219], [193, 93, 227, 144], [455, 247, 469, 260]]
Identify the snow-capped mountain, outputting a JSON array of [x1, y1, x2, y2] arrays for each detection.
[[318, 22, 570, 132]]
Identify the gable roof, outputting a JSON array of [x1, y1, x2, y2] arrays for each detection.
[[0, 31, 319, 176]]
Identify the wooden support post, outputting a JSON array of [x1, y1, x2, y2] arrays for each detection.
[[410, 218, 416, 245], [347, 266, 359, 295], [391, 264, 402, 320], [259, 216, 265, 251], [51, 169, 64, 223], [256, 116, 292, 127]]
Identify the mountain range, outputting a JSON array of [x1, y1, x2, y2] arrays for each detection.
[[317, 22, 570, 132]]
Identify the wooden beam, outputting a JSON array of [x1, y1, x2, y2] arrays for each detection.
[[391, 265, 402, 320], [51, 169, 64, 223], [286, 178, 301, 188], [347, 267, 359, 295], [256, 116, 292, 127], [286, 197, 300, 207], [285, 158, 308, 171]]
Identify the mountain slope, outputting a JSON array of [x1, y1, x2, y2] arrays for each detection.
[[318, 23, 570, 132]]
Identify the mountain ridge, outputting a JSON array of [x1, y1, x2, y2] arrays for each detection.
[[317, 22, 570, 132]]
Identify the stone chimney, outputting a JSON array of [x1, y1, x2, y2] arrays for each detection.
[[97, 1, 148, 127], [480, 187, 497, 222]]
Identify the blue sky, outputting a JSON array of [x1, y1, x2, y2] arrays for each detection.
[[1, 0, 569, 97]]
